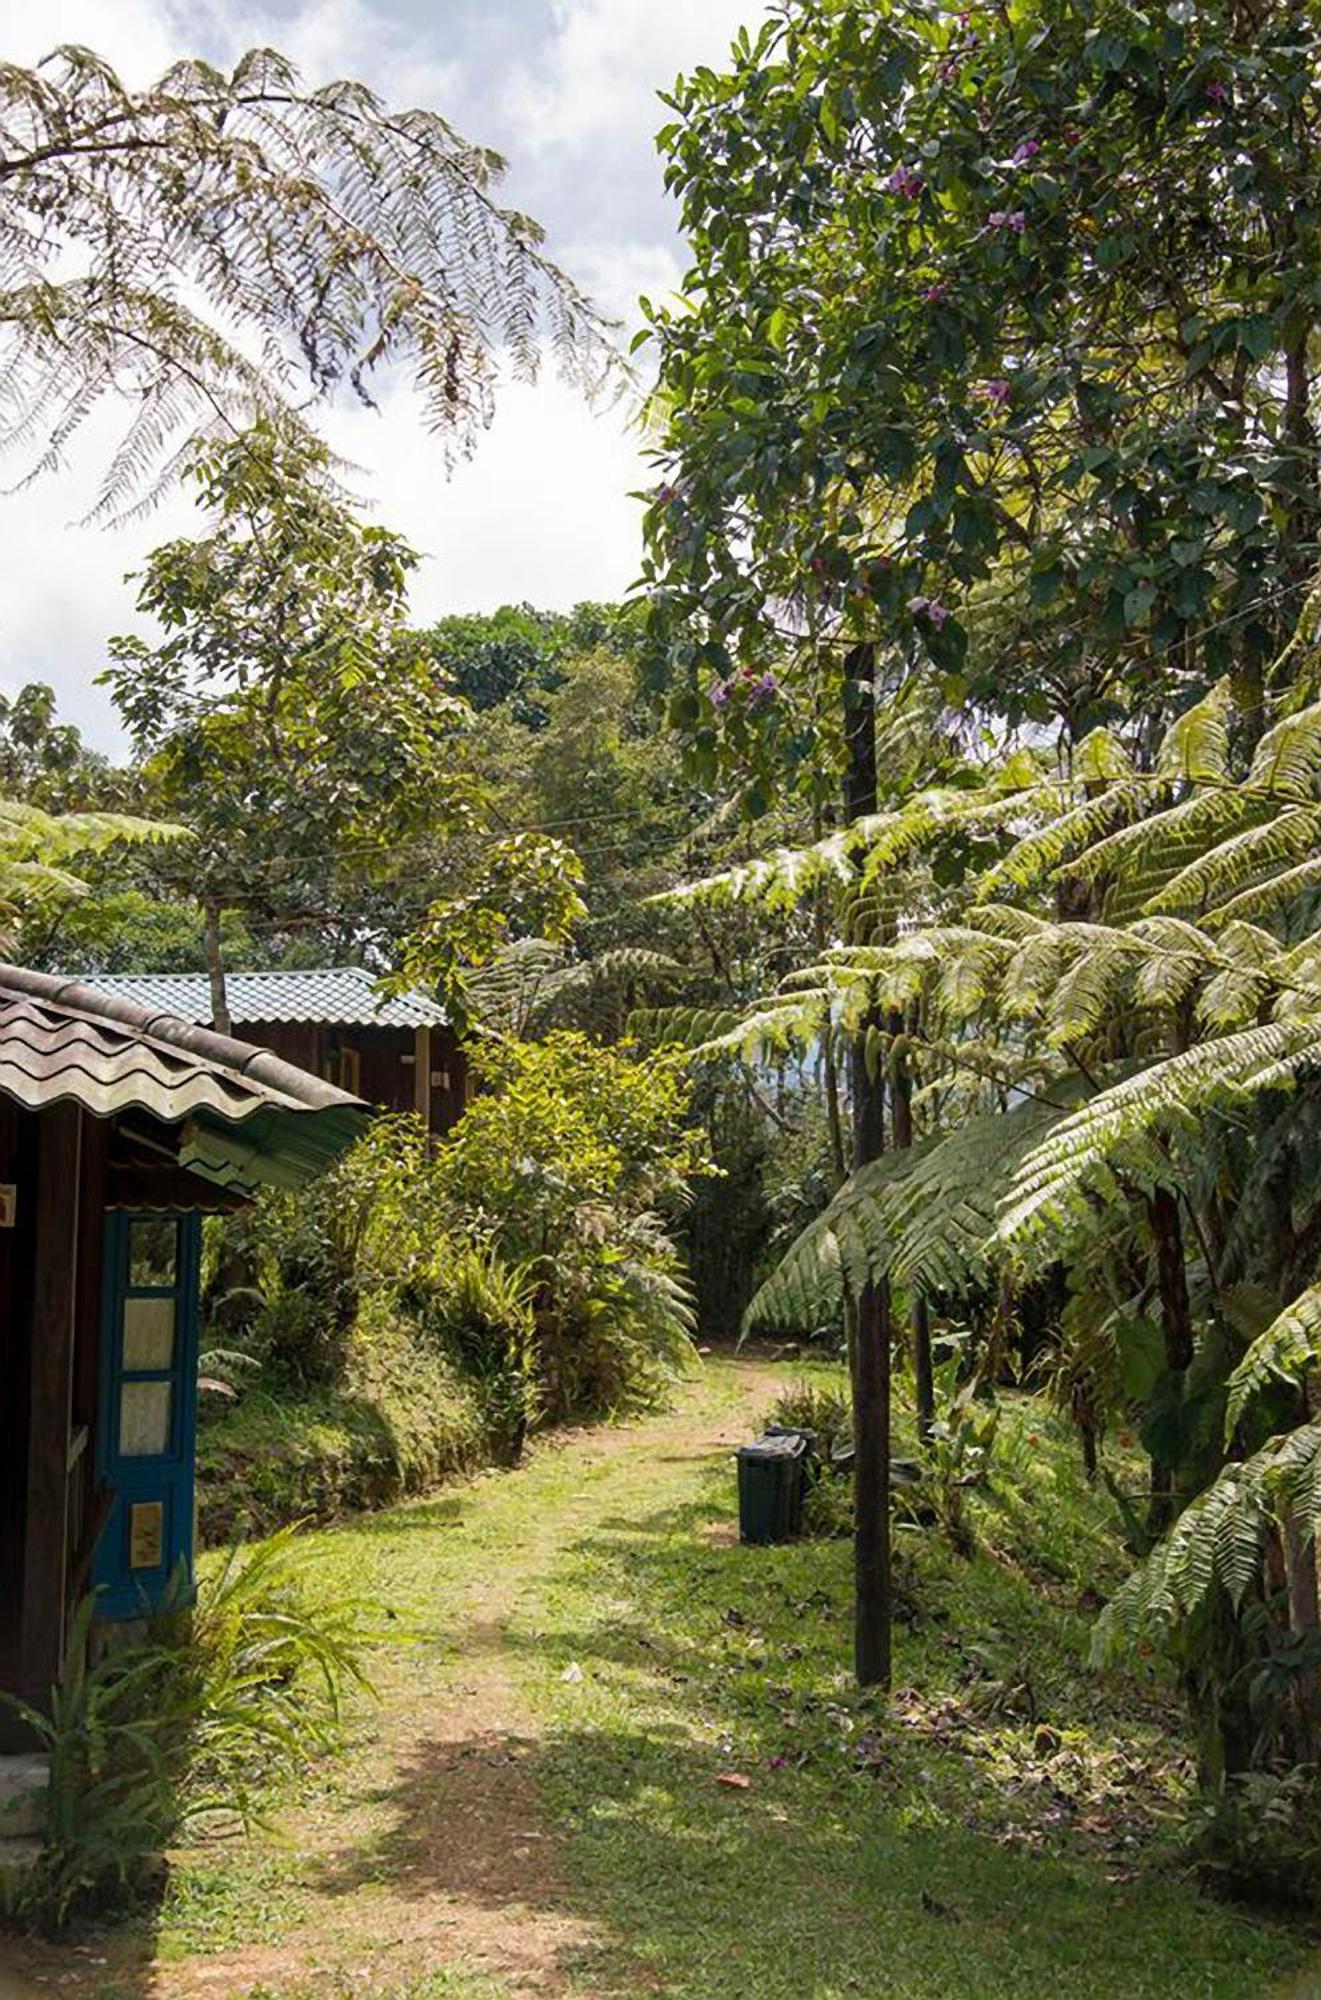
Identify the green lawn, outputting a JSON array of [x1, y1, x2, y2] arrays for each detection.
[[81, 1355, 1320, 1998], [514, 1369, 1313, 1999]]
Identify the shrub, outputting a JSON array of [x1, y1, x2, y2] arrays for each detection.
[[4, 1529, 374, 1933], [198, 1036, 710, 1530], [1193, 1765, 1321, 1912], [769, 1378, 852, 1464], [413, 1246, 541, 1461]]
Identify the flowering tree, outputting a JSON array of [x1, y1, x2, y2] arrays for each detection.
[[642, 0, 1321, 1688], [643, 0, 1321, 776]]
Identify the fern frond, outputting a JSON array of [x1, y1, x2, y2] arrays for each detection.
[[1157, 680, 1233, 784], [1145, 804, 1321, 917], [1225, 1286, 1321, 1437], [975, 781, 1150, 900], [1093, 1421, 1321, 1663], [745, 1090, 1078, 1335], [1207, 855, 1321, 930], [1248, 695, 1321, 800], [1000, 1018, 1321, 1252]]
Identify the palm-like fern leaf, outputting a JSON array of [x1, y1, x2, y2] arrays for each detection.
[[744, 1091, 1077, 1336], [1000, 1019, 1321, 1253], [1093, 1421, 1321, 1663], [1224, 1286, 1321, 1437]]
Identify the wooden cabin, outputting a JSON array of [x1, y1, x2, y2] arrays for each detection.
[[88, 967, 466, 1136], [0, 965, 369, 1747]]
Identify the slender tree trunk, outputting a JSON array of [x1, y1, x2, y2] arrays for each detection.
[[203, 900, 232, 1036], [844, 642, 891, 1689], [823, 1023, 848, 1189], [1147, 1185, 1194, 1535]]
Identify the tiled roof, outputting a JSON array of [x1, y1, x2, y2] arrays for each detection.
[[87, 965, 447, 1029], [0, 965, 371, 1193]]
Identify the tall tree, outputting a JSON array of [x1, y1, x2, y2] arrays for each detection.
[[103, 425, 579, 1028], [0, 44, 613, 515], [642, 0, 1321, 747], [640, 0, 1321, 1693]]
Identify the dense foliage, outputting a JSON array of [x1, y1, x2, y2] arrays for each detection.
[[201, 1035, 709, 1528], [637, 0, 1321, 1870], [3, 1531, 373, 1931]]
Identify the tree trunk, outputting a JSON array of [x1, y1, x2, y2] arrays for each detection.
[[1147, 1185, 1194, 1535], [844, 642, 891, 1690], [203, 901, 232, 1036]]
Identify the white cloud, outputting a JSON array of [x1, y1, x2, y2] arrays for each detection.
[[6, 0, 175, 79], [319, 372, 650, 621], [558, 239, 687, 331], [509, 0, 770, 154]]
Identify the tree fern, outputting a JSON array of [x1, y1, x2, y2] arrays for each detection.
[[999, 1019, 1321, 1254], [1156, 679, 1233, 784], [1144, 804, 1321, 918], [1248, 695, 1321, 801], [0, 797, 181, 937]]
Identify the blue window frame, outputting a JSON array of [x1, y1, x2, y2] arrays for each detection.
[[92, 1212, 202, 1621]]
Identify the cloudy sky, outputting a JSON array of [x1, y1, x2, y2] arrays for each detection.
[[0, 0, 770, 746]]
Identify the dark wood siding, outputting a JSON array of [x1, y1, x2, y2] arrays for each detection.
[[231, 1020, 467, 1133], [240, 1019, 323, 1077], [20, 1101, 81, 1703], [0, 1100, 33, 1673]]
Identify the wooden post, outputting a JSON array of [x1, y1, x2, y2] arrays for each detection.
[[21, 1102, 81, 1695], [413, 1025, 432, 1130]]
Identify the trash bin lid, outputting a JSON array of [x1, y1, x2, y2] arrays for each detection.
[[738, 1432, 807, 1462]]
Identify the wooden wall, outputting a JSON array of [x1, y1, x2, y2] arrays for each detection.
[[0, 1099, 33, 1675], [239, 1021, 468, 1135], [0, 1102, 110, 1741]]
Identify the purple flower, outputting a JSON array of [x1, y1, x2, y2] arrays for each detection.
[[1011, 138, 1041, 165], [909, 595, 952, 628], [887, 162, 924, 199], [710, 680, 730, 709], [749, 671, 779, 706], [923, 282, 948, 302], [975, 376, 1011, 408], [988, 209, 1027, 233], [1206, 79, 1229, 102]]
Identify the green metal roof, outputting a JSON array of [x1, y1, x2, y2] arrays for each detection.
[[88, 966, 448, 1030], [0, 965, 372, 1195]]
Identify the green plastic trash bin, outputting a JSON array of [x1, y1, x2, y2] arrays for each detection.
[[765, 1423, 820, 1484], [737, 1431, 809, 1544]]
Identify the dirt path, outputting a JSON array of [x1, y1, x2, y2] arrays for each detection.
[[10, 1354, 785, 2000]]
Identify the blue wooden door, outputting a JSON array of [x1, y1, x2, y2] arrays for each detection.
[[92, 1212, 202, 1621]]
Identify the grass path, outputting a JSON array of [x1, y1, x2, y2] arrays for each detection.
[[10, 1352, 1321, 2000], [13, 1353, 782, 2000]]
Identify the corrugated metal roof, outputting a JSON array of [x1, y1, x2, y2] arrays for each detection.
[[87, 965, 447, 1029], [0, 965, 371, 1193]]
